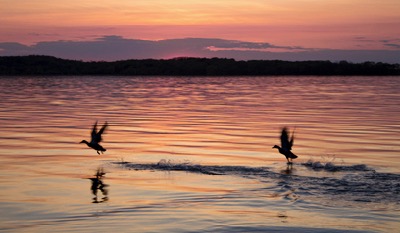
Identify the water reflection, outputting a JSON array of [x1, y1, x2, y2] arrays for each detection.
[[88, 168, 109, 203], [280, 163, 294, 175], [0, 76, 399, 232]]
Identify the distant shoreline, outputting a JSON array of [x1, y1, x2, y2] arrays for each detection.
[[1, 55, 399, 76]]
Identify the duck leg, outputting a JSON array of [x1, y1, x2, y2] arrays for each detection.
[[287, 157, 293, 164]]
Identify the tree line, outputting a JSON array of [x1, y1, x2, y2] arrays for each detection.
[[0, 55, 399, 76]]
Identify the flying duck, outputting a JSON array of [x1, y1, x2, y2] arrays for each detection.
[[273, 127, 298, 163], [80, 121, 108, 154]]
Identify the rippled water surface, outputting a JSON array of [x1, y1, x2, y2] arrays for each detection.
[[0, 76, 399, 232]]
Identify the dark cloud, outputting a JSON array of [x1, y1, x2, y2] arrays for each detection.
[[354, 36, 375, 42], [353, 37, 400, 52], [0, 36, 399, 63], [384, 43, 400, 49], [28, 32, 61, 37], [380, 39, 400, 49]]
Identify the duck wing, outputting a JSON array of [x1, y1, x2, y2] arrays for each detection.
[[92, 122, 108, 143], [91, 121, 101, 144], [98, 122, 108, 136], [289, 128, 295, 149], [280, 127, 292, 151]]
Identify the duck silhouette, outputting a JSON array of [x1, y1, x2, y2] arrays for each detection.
[[80, 121, 108, 155], [273, 127, 298, 163]]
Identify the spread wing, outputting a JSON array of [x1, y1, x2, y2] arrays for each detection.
[[289, 128, 295, 149], [90, 121, 101, 143], [91, 121, 107, 143], [280, 127, 294, 151], [97, 122, 108, 142], [90, 121, 98, 141]]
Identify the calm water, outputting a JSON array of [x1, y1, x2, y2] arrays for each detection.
[[0, 76, 399, 232]]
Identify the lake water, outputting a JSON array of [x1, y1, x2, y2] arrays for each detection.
[[0, 76, 399, 232]]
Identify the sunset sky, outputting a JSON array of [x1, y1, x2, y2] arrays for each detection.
[[1, 0, 399, 62]]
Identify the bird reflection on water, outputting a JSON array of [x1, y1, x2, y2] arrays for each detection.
[[89, 168, 109, 203], [281, 163, 294, 175]]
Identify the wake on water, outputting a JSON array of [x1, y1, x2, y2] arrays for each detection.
[[112, 159, 400, 209], [302, 160, 371, 172]]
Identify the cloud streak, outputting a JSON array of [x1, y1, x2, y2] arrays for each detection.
[[0, 36, 399, 63]]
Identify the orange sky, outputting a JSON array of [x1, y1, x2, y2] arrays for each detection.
[[1, 0, 399, 50]]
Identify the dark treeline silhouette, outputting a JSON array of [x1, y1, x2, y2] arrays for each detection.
[[0, 55, 399, 76]]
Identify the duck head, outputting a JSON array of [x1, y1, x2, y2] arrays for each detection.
[[272, 145, 280, 149]]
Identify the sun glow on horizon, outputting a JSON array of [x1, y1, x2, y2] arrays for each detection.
[[0, 0, 399, 61]]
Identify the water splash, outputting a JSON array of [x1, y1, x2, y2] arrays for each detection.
[[116, 159, 270, 176], [113, 160, 400, 208], [302, 159, 372, 172]]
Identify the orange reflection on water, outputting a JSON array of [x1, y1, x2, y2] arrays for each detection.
[[0, 76, 399, 232]]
